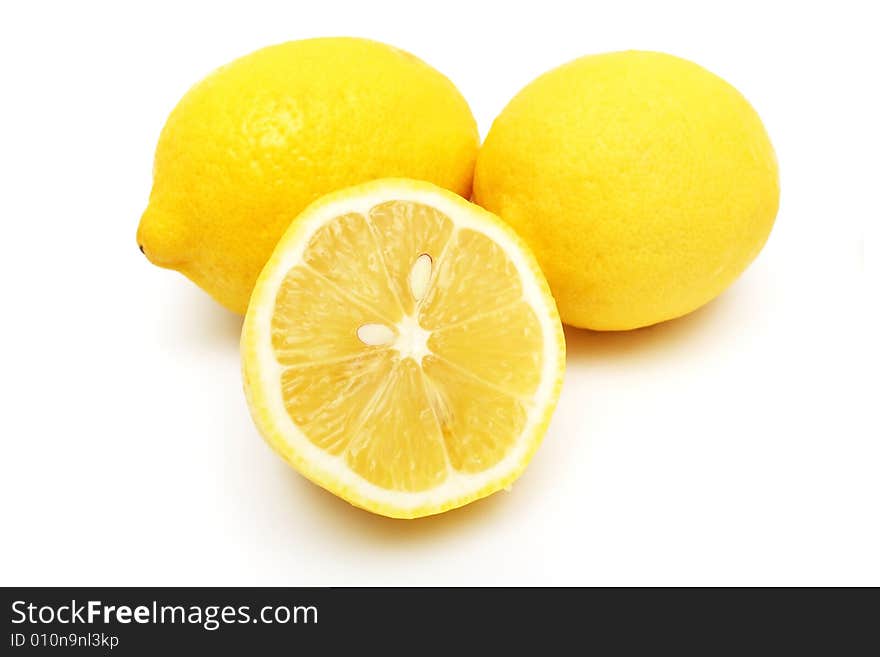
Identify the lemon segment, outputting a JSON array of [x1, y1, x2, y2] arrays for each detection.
[[345, 358, 449, 492], [367, 201, 454, 317], [418, 228, 524, 330], [421, 355, 528, 474], [427, 301, 544, 397], [300, 212, 403, 323], [242, 179, 565, 518], [270, 266, 392, 364], [280, 353, 394, 456]]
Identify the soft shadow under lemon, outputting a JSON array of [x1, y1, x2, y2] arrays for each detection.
[[170, 284, 243, 349], [563, 289, 739, 364]]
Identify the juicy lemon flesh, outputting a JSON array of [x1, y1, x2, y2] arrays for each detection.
[[270, 201, 544, 493]]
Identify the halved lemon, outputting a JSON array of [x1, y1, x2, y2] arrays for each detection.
[[241, 179, 565, 518]]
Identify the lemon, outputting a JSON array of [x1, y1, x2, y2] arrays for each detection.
[[137, 38, 478, 314], [241, 179, 565, 518], [474, 51, 780, 330]]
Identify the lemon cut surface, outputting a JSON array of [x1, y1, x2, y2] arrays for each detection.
[[242, 180, 565, 518]]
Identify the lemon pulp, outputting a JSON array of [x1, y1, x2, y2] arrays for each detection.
[[242, 180, 564, 517], [272, 201, 543, 492]]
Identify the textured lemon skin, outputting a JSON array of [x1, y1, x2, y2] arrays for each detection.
[[138, 38, 479, 314], [474, 51, 779, 330], [242, 179, 566, 519]]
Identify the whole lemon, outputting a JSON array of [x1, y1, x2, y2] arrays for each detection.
[[474, 51, 779, 330], [137, 38, 478, 313]]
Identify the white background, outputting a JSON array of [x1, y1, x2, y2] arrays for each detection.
[[1, 0, 876, 586]]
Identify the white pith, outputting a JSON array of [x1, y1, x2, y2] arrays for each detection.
[[245, 183, 563, 513], [390, 313, 432, 364]]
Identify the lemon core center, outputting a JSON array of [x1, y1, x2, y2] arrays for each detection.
[[393, 314, 432, 363]]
